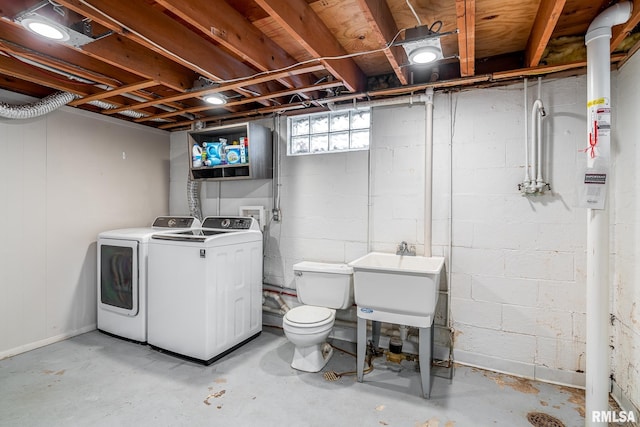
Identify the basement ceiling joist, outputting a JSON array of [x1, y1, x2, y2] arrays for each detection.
[[0, 0, 638, 131]]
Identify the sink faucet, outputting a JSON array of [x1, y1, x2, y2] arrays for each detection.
[[396, 241, 416, 256]]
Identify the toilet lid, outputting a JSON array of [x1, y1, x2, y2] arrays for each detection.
[[286, 306, 333, 324]]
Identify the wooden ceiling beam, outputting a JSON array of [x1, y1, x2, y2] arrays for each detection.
[[255, 0, 366, 92], [356, 0, 409, 85], [56, 0, 277, 104], [0, 53, 95, 96], [68, 79, 157, 106], [80, 34, 197, 93], [0, 19, 140, 88], [155, 0, 314, 92], [0, 17, 195, 95], [136, 81, 344, 123], [456, 0, 476, 77], [157, 101, 310, 131], [611, 0, 640, 51], [525, 0, 566, 67], [103, 64, 325, 115]]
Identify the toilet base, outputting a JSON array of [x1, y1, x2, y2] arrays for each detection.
[[291, 342, 333, 372]]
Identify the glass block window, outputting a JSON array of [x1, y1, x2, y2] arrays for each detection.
[[288, 108, 370, 155]]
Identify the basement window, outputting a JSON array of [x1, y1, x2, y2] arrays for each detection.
[[288, 108, 371, 155]]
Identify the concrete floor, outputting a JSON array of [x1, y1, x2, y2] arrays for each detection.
[[0, 328, 608, 427]]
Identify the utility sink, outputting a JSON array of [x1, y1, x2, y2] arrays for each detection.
[[348, 252, 445, 322]]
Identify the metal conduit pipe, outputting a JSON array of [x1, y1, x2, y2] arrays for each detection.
[[584, 3, 632, 425]]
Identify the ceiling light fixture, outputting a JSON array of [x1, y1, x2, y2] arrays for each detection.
[[203, 93, 227, 105], [21, 17, 70, 41], [408, 45, 441, 64], [396, 25, 445, 65]]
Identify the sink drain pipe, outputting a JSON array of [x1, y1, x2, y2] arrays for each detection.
[[584, 3, 631, 426], [424, 88, 434, 257]]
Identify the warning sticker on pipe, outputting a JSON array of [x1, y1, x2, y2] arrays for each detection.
[[584, 98, 611, 161], [578, 168, 608, 209], [584, 173, 606, 184]]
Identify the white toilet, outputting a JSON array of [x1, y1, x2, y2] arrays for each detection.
[[283, 261, 354, 372]]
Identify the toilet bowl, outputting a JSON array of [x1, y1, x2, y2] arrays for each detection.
[[283, 261, 353, 373], [283, 305, 336, 372]]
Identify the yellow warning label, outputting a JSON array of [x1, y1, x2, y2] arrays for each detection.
[[587, 98, 606, 108]]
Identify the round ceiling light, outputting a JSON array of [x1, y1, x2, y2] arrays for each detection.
[[21, 17, 70, 41], [203, 94, 227, 105], [408, 46, 440, 64]]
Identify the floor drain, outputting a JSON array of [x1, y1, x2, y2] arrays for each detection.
[[526, 412, 566, 427]]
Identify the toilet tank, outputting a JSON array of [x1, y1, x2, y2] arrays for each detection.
[[293, 261, 354, 309]]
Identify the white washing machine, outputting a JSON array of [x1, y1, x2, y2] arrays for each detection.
[[97, 216, 201, 343], [147, 216, 263, 364]]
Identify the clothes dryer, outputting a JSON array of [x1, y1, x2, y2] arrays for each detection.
[[97, 216, 201, 342]]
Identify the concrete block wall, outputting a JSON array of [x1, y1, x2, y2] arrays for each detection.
[[431, 77, 589, 386], [271, 118, 369, 289], [169, 69, 638, 403]]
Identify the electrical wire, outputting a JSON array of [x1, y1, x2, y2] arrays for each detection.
[[77, 0, 412, 88], [406, 0, 422, 25], [202, 27, 410, 86]]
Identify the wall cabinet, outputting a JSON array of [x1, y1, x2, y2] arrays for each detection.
[[188, 122, 272, 181]]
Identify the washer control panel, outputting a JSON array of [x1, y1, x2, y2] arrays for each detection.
[[152, 216, 201, 228], [202, 216, 257, 230]]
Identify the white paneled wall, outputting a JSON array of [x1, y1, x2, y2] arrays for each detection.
[[0, 95, 170, 358], [612, 51, 640, 412]]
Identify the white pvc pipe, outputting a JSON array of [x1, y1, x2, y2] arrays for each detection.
[[263, 291, 290, 314], [523, 78, 530, 185], [530, 99, 543, 188], [536, 78, 545, 186], [424, 88, 434, 257], [326, 93, 428, 111], [584, 3, 631, 426]]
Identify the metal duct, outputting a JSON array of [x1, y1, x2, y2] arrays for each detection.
[[87, 99, 146, 119], [0, 91, 164, 121], [0, 91, 76, 119], [187, 173, 203, 222]]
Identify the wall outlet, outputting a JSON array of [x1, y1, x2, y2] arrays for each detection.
[[239, 206, 265, 230]]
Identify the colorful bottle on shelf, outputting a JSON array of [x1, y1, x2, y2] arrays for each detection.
[[241, 136, 249, 163], [192, 144, 202, 168]]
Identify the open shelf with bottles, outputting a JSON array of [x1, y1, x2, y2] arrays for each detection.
[[188, 122, 272, 181]]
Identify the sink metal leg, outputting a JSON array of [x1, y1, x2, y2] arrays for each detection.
[[357, 317, 366, 382], [419, 326, 432, 399], [371, 320, 381, 348]]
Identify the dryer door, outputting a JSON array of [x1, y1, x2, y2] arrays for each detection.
[[98, 238, 139, 316]]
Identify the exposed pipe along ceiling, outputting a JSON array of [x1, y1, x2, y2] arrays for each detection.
[[1, 0, 639, 129]]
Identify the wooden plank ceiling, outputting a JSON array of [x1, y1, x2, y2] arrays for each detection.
[[0, 0, 639, 130]]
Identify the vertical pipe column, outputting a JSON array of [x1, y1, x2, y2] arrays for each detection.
[[584, 3, 631, 425], [424, 88, 434, 257], [586, 33, 610, 427]]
